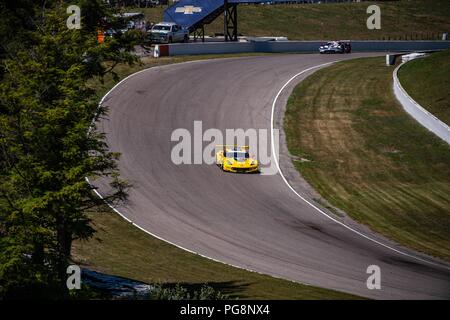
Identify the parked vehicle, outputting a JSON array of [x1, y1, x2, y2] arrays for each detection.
[[148, 22, 189, 44]]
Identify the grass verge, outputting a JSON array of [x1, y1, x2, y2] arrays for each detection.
[[72, 207, 360, 299], [73, 54, 361, 299], [136, 1, 450, 40], [398, 49, 450, 126], [284, 57, 450, 261]]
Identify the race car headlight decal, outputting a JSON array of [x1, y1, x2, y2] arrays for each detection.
[[226, 160, 233, 165]]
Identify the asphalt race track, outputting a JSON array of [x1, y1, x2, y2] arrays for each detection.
[[94, 53, 450, 299]]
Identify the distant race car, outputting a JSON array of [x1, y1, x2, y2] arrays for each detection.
[[215, 145, 259, 173], [319, 41, 351, 54]]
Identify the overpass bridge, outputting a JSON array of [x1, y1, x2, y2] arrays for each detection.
[[163, 0, 267, 41]]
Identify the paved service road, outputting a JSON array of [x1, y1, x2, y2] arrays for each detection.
[[94, 53, 450, 299]]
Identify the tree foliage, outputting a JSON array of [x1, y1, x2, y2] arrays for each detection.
[[0, 0, 137, 298]]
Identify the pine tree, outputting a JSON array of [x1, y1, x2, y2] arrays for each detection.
[[0, 0, 138, 298]]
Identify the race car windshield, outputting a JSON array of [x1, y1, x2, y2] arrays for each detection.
[[153, 25, 171, 31], [225, 151, 249, 159]]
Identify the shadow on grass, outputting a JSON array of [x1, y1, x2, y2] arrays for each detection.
[[81, 268, 251, 300]]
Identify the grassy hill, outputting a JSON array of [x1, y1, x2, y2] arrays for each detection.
[[398, 49, 450, 126], [137, 0, 450, 40]]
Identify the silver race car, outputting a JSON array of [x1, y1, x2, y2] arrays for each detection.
[[319, 41, 351, 54]]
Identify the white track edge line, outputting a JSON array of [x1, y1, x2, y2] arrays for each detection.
[[84, 176, 314, 288], [270, 60, 449, 270], [85, 58, 321, 290], [86, 57, 447, 297]]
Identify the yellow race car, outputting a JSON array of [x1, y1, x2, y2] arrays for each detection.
[[215, 145, 259, 173]]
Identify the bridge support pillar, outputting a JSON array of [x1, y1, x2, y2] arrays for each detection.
[[224, 1, 238, 42], [193, 25, 205, 42]]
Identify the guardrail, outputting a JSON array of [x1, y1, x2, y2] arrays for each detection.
[[166, 41, 255, 56], [393, 61, 450, 145], [156, 40, 450, 56]]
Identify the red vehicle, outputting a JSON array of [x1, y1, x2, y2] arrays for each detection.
[[340, 40, 352, 53]]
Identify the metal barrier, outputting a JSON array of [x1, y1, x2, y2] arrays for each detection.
[[393, 61, 450, 145], [167, 41, 254, 55], [164, 40, 450, 56]]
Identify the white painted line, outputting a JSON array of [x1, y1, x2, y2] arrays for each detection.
[[84, 175, 309, 287], [86, 57, 448, 297], [270, 61, 449, 269], [86, 58, 316, 289], [84, 177, 132, 223]]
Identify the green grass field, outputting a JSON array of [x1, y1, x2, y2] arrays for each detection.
[[136, 1, 450, 40], [75, 54, 361, 300], [398, 50, 450, 126], [284, 57, 450, 261]]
